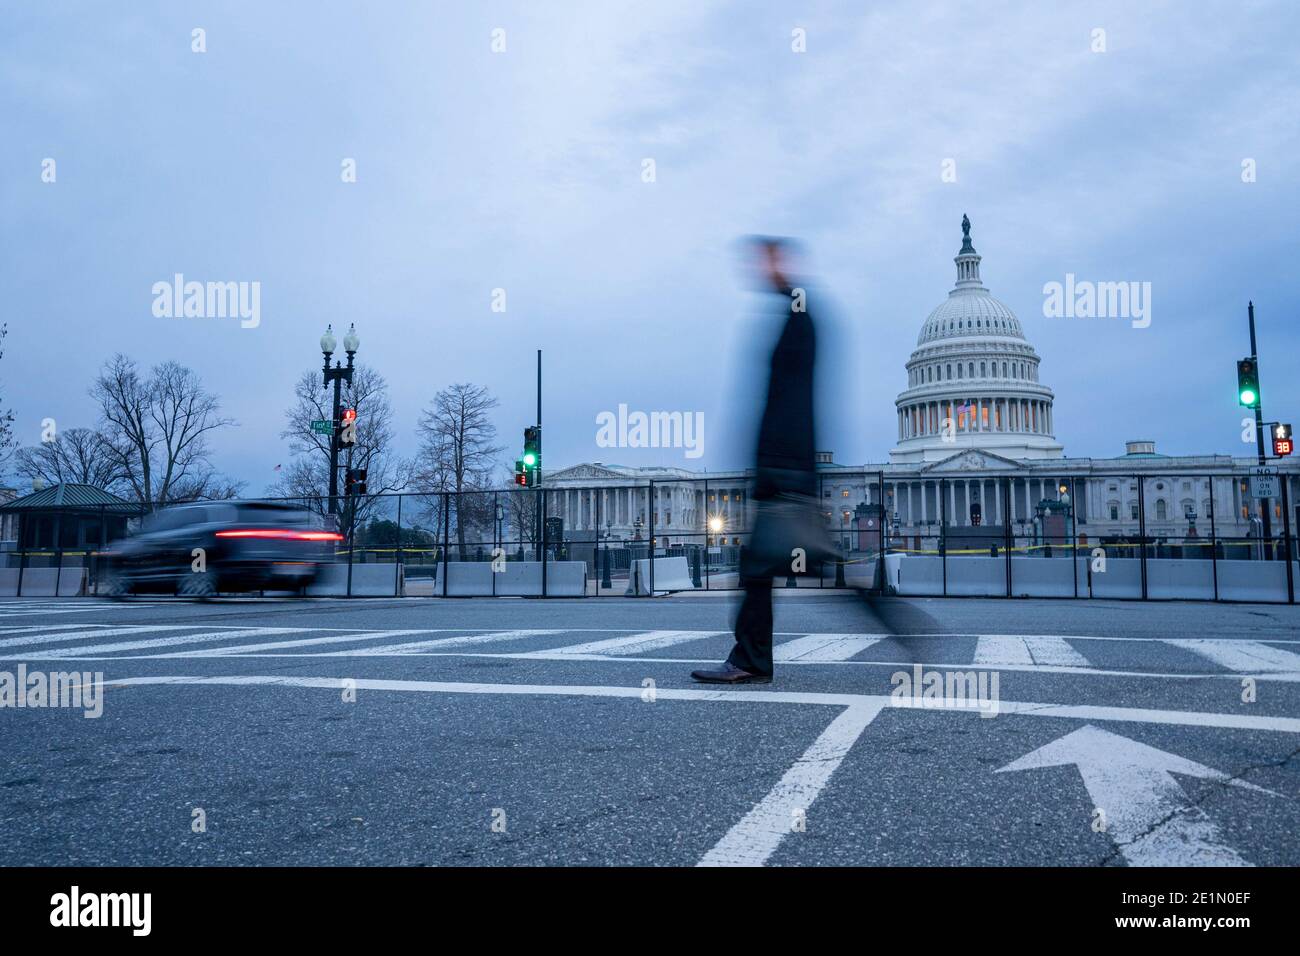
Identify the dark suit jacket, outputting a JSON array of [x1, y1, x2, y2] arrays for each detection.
[[753, 286, 817, 499]]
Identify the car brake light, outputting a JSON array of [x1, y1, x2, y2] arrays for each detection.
[[215, 529, 343, 541]]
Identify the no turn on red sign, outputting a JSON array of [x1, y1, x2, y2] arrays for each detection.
[[1250, 465, 1279, 499]]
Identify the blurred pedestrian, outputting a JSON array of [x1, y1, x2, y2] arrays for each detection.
[[692, 237, 829, 684]]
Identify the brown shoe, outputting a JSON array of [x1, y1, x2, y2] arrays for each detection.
[[690, 663, 772, 684]]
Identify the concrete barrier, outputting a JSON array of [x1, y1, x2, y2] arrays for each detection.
[[884, 552, 1299, 602], [445, 562, 494, 596], [57, 568, 88, 596], [441, 561, 587, 597], [0, 567, 88, 597], [625, 556, 696, 595], [1086, 557, 1143, 599], [1216, 560, 1292, 602], [306, 563, 404, 597]]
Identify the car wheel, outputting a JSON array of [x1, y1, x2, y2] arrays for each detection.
[[177, 570, 219, 600], [100, 572, 130, 600]]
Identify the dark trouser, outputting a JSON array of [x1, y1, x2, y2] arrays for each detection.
[[726, 575, 774, 677]]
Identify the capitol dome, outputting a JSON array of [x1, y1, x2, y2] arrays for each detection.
[[916, 290, 1024, 345], [890, 216, 1063, 463]]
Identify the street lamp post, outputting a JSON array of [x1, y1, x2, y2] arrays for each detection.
[[321, 323, 359, 517]]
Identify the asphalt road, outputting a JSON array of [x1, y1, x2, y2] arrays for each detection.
[[0, 593, 1296, 866]]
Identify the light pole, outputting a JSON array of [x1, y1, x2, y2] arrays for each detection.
[[321, 323, 359, 517], [1246, 302, 1274, 553]]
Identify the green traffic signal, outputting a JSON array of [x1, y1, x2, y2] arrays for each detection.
[[522, 452, 536, 466], [1237, 358, 1260, 408]]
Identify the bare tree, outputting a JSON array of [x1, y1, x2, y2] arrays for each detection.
[[90, 355, 241, 508], [414, 383, 504, 558], [14, 427, 128, 491], [0, 325, 16, 471], [270, 365, 410, 530]]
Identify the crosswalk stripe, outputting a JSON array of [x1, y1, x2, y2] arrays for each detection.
[[0, 623, 113, 635], [522, 630, 724, 658], [30, 628, 311, 659], [0, 625, 208, 652], [151, 628, 438, 659], [1165, 639, 1300, 674], [773, 634, 885, 662], [974, 635, 1089, 667], [321, 629, 565, 656], [0, 605, 157, 615]]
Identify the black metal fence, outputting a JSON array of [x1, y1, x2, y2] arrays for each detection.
[[861, 471, 1296, 603], [1, 469, 1295, 602]]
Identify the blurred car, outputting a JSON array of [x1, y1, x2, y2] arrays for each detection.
[[102, 501, 342, 598]]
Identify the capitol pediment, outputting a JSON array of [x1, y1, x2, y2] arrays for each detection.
[[921, 449, 1024, 473], [547, 463, 631, 482]]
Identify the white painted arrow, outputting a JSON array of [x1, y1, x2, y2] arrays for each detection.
[[996, 724, 1277, 867]]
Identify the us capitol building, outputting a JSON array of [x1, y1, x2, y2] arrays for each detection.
[[546, 218, 1298, 550]]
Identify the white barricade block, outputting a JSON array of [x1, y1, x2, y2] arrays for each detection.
[[625, 557, 696, 595], [441, 561, 587, 597], [0, 568, 20, 596], [306, 563, 404, 597]]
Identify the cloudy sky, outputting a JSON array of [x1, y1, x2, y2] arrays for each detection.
[[3, 0, 1298, 491]]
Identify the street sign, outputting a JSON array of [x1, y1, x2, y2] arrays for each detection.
[[1249, 465, 1278, 499], [311, 419, 333, 435]]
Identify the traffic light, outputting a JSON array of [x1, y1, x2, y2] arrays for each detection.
[[1274, 423, 1293, 457], [1237, 358, 1260, 408], [514, 458, 530, 487], [340, 407, 358, 445], [345, 468, 367, 496], [522, 426, 540, 483]]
